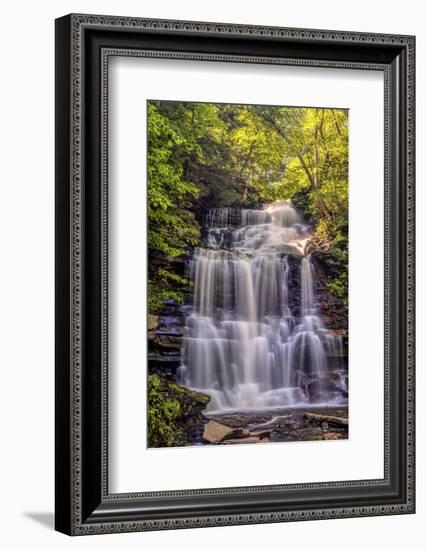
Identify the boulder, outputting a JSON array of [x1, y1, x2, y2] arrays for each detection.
[[203, 421, 234, 444]]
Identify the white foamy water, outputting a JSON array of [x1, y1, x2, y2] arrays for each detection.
[[178, 201, 347, 412]]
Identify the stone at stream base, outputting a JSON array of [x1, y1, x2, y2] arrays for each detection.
[[203, 420, 272, 444], [323, 432, 344, 440], [203, 421, 234, 444], [208, 407, 348, 444], [147, 305, 186, 381], [288, 427, 324, 441], [223, 436, 260, 444], [249, 429, 272, 439], [304, 412, 348, 428]]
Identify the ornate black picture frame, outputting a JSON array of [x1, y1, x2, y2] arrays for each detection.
[[55, 13, 415, 535]]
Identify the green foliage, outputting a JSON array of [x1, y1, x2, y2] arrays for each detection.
[[312, 217, 348, 302], [147, 100, 349, 312], [147, 283, 185, 314], [147, 375, 210, 447], [147, 103, 201, 311], [326, 272, 348, 303]]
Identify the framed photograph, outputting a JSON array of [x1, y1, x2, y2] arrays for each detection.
[[55, 14, 415, 535]]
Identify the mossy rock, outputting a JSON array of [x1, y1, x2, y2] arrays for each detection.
[[147, 314, 159, 331], [147, 374, 210, 448]]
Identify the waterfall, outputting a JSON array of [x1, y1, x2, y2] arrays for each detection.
[[179, 200, 347, 412]]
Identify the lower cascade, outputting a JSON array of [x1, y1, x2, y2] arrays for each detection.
[[178, 200, 347, 412]]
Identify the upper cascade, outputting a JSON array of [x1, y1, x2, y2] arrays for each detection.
[[206, 200, 310, 256]]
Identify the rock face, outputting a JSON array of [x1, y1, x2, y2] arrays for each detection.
[[312, 251, 348, 334], [276, 254, 348, 371], [203, 421, 234, 444], [147, 302, 186, 380], [147, 374, 210, 448]]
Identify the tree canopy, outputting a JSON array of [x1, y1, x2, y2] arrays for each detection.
[[147, 101, 349, 312]]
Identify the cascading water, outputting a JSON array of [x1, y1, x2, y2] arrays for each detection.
[[178, 200, 347, 412]]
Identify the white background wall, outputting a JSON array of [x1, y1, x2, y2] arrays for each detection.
[[0, 0, 423, 548]]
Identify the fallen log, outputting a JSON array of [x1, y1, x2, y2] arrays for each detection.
[[304, 412, 348, 428]]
